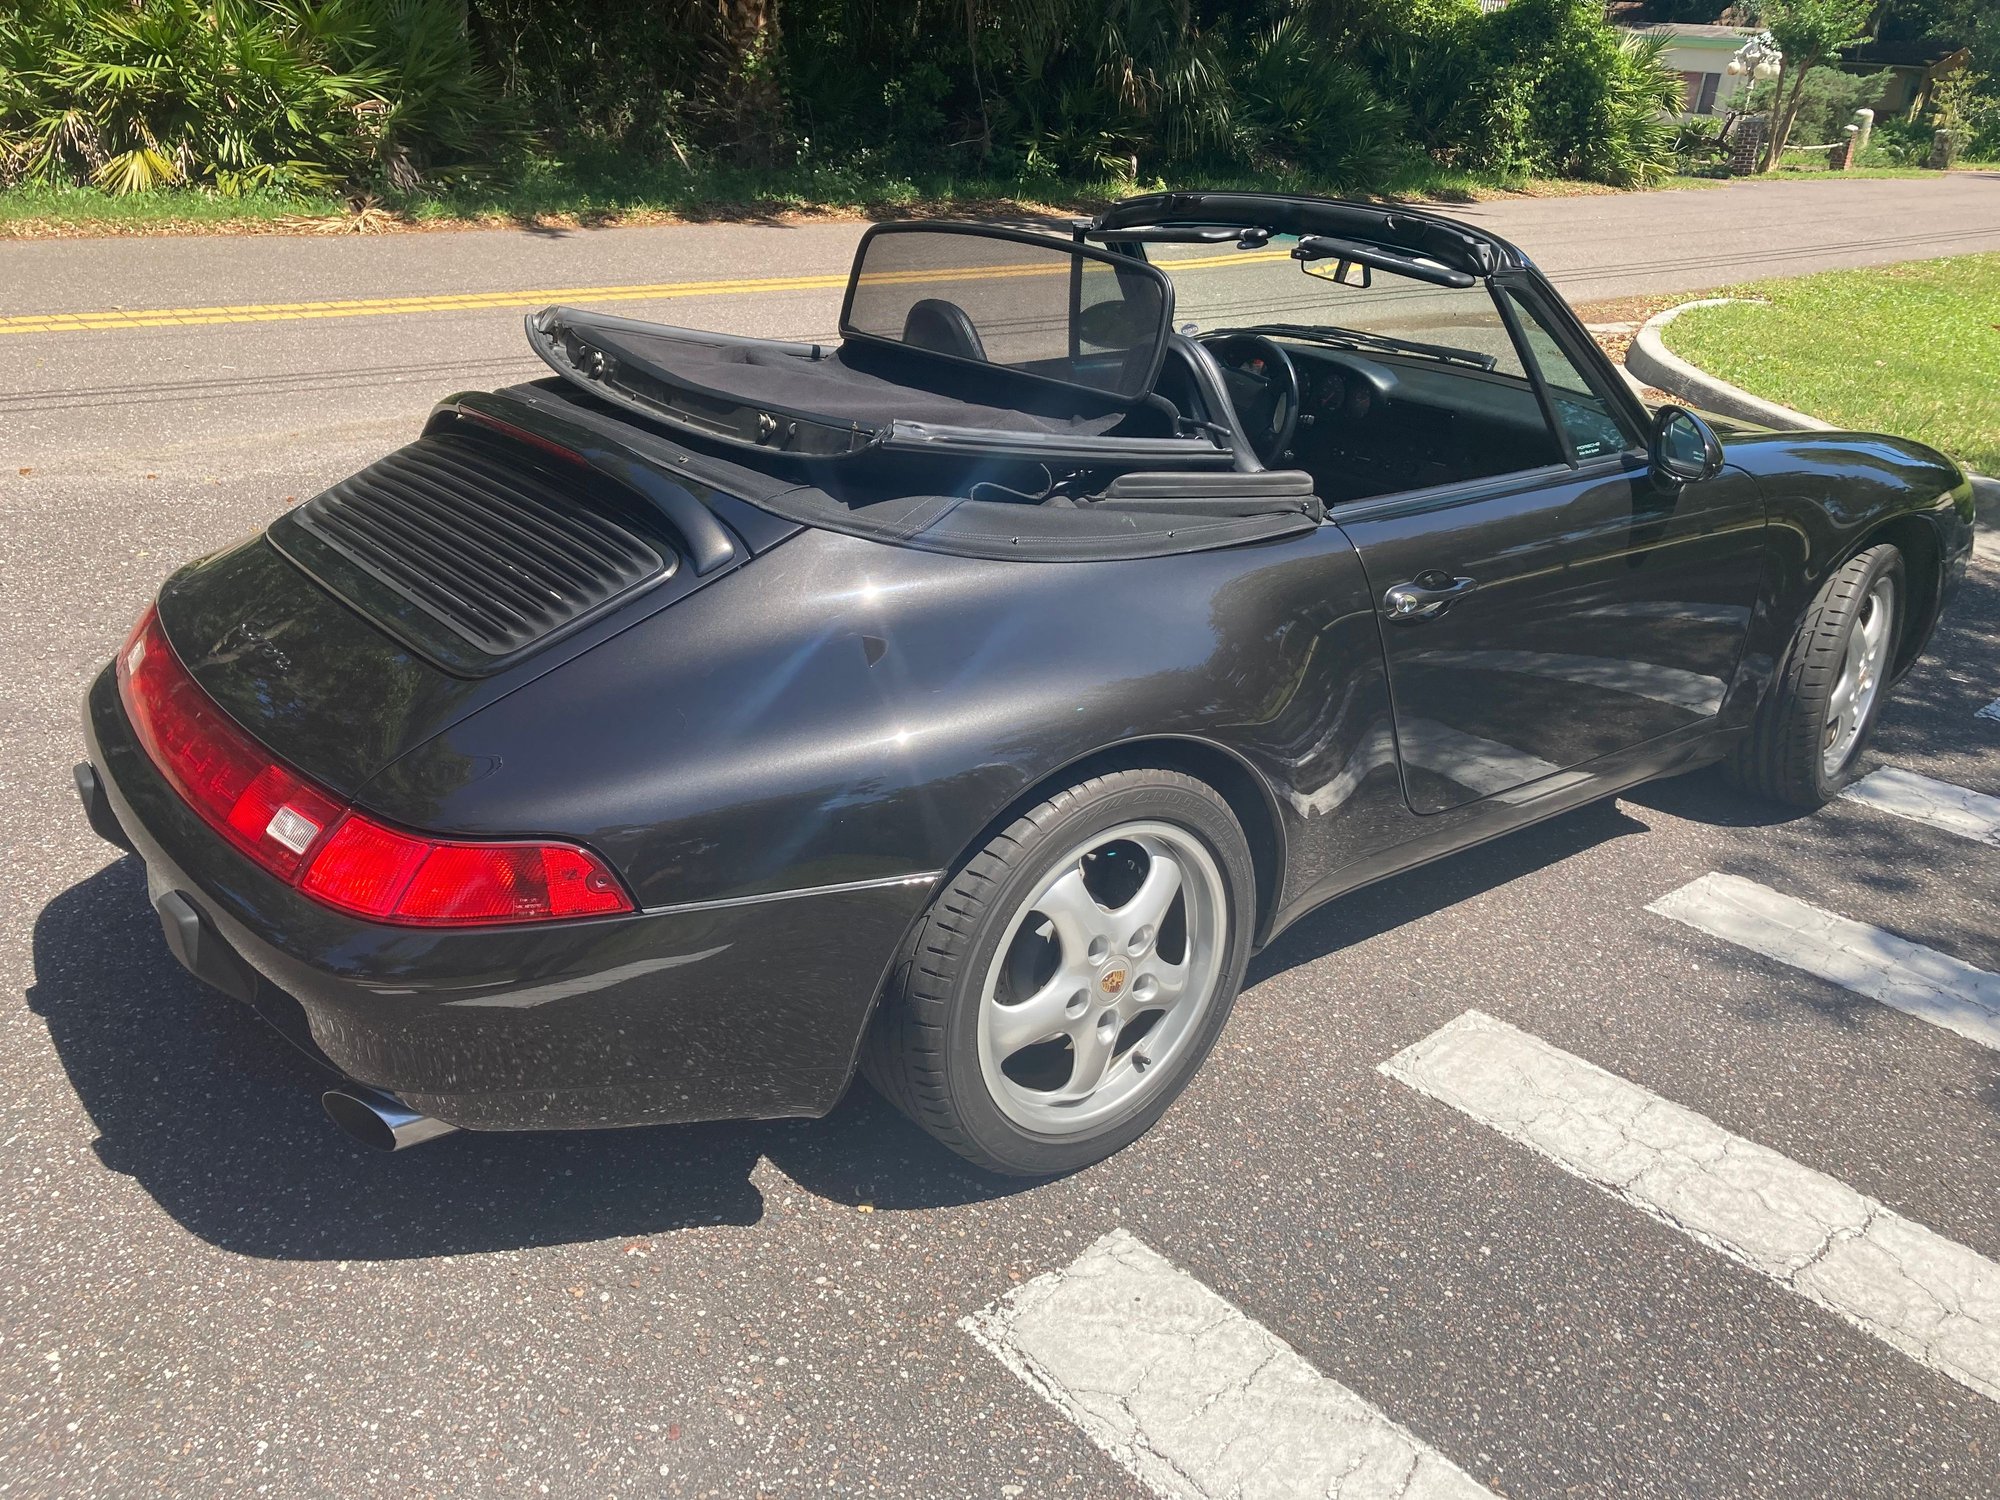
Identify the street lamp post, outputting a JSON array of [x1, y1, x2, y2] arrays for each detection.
[[1727, 31, 1785, 172]]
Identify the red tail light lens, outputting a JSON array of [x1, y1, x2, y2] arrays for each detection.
[[302, 817, 631, 924], [115, 608, 342, 878], [115, 606, 634, 926], [295, 816, 433, 919]]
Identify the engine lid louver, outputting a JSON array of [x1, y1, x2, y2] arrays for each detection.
[[269, 431, 677, 674]]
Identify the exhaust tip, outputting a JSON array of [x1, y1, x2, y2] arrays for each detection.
[[322, 1088, 458, 1152]]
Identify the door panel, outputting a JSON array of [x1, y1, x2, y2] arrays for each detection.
[[1336, 460, 1765, 814]]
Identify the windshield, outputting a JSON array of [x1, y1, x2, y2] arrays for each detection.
[[1148, 233, 1527, 374]]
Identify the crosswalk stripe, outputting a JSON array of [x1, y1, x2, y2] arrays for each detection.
[[1647, 872, 2000, 1052], [1382, 1011, 2000, 1404], [962, 1228, 1491, 1499], [1842, 767, 2000, 844]]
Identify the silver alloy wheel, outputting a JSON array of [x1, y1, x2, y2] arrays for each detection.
[[976, 820, 1228, 1135], [1822, 574, 1896, 777]]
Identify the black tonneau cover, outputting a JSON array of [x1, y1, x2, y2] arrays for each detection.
[[528, 306, 1232, 470], [477, 379, 1321, 562]]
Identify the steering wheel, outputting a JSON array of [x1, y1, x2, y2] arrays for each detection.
[[1201, 333, 1300, 467]]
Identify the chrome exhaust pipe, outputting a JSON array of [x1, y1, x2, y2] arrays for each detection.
[[322, 1087, 459, 1152]]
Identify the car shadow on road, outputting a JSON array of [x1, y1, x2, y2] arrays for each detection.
[[27, 860, 1019, 1261], [34, 743, 1991, 1261]]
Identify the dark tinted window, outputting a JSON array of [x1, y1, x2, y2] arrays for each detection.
[[841, 227, 1170, 401]]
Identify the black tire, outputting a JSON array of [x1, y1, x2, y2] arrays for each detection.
[[860, 768, 1257, 1176], [1724, 542, 1905, 808]]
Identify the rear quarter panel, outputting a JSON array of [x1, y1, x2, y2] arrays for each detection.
[[357, 522, 1408, 930]]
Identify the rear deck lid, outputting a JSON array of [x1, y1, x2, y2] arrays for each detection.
[[269, 425, 678, 675], [156, 409, 759, 797]]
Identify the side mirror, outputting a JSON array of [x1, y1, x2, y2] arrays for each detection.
[[1076, 297, 1151, 348], [1651, 405, 1724, 485]]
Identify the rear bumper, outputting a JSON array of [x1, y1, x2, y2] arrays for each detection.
[[81, 664, 929, 1132]]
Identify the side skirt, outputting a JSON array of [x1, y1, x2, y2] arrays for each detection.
[[1260, 724, 1735, 948]]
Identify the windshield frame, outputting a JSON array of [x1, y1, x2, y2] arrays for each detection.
[[1115, 227, 1649, 468]]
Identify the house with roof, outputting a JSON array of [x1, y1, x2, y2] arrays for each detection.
[[1836, 38, 1971, 118], [1621, 22, 1767, 117]]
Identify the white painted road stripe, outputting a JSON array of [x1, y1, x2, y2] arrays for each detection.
[[1382, 1011, 2000, 1404], [1842, 767, 2000, 845], [963, 1229, 1491, 1500], [1977, 698, 2000, 723], [1647, 872, 2000, 1053]]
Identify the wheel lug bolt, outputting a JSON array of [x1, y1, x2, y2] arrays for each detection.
[[1129, 925, 1153, 954], [1087, 936, 1111, 965], [1066, 989, 1088, 1017]]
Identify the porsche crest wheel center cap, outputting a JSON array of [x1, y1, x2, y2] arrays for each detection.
[[1099, 966, 1128, 997]]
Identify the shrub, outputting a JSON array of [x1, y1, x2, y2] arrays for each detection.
[[0, 0, 514, 194], [1862, 116, 1932, 165], [1745, 66, 1889, 148], [1212, 14, 1414, 187], [0, 0, 1719, 202], [1673, 112, 1734, 176], [1393, 0, 1683, 185]]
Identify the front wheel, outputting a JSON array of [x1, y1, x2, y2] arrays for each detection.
[[860, 768, 1256, 1176], [1725, 542, 1904, 807]]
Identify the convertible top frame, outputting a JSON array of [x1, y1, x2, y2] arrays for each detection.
[[1092, 190, 1528, 280]]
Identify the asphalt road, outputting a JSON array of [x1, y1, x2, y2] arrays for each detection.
[[4, 173, 1998, 476], [3, 179, 1999, 1497]]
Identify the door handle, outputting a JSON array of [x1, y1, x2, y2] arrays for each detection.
[[1383, 574, 1476, 622]]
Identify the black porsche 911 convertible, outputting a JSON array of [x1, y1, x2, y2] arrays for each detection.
[[78, 191, 1975, 1173]]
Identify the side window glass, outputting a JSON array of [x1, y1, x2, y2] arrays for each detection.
[[1503, 287, 1639, 462]]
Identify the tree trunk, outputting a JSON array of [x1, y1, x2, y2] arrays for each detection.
[[1761, 58, 1813, 171], [715, 0, 787, 166], [1770, 59, 1817, 170], [964, 0, 992, 162]]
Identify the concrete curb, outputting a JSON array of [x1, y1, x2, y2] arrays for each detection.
[[1625, 299, 1833, 432], [1973, 474, 2000, 534]]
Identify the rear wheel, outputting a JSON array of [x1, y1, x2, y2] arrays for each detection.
[[1725, 543, 1904, 807], [861, 768, 1255, 1176]]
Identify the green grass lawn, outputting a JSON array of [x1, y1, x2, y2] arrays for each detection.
[[0, 154, 1630, 237], [1663, 253, 2000, 475], [1773, 161, 2000, 180], [1661, 163, 1999, 190], [0, 182, 350, 233]]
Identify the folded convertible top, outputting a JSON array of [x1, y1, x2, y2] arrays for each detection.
[[527, 306, 1235, 470]]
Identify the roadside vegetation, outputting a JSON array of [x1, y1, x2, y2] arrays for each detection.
[[1661, 254, 2000, 474], [0, 160, 1641, 237], [0, 0, 1687, 231], [1668, 0, 1999, 179], [1, 1, 1994, 234]]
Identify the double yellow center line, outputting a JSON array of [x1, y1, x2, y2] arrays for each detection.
[[0, 247, 1285, 337], [0, 269, 855, 337]]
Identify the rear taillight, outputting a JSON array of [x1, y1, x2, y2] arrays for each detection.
[[114, 607, 634, 926], [300, 816, 630, 923]]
